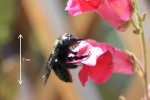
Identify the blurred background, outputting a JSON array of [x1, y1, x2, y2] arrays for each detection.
[[0, 0, 150, 100]]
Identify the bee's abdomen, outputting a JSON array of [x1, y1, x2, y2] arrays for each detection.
[[53, 62, 72, 82]]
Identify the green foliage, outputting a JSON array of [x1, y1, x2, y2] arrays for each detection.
[[0, 0, 18, 44]]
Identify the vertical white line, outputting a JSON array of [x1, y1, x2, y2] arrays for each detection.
[[18, 34, 23, 84], [20, 36, 21, 81]]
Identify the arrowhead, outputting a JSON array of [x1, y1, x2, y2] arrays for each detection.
[[18, 80, 23, 84], [18, 34, 23, 38]]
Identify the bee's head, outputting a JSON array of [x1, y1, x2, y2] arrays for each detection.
[[59, 33, 81, 45]]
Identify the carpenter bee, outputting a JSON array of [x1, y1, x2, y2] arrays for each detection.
[[44, 33, 87, 84]]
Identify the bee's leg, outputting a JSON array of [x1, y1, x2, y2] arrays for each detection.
[[68, 50, 77, 55], [70, 38, 83, 43], [67, 55, 88, 60], [66, 63, 78, 69], [55, 57, 78, 69], [75, 38, 84, 42]]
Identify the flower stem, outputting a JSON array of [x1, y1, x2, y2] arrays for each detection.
[[134, 55, 144, 77], [134, 0, 148, 99], [131, 19, 138, 30]]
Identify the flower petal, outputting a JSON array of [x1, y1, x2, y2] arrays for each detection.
[[86, 40, 115, 54], [79, 51, 114, 86], [113, 49, 134, 74], [79, 65, 89, 86], [108, 0, 133, 21], [81, 46, 103, 66], [88, 51, 114, 84], [65, 0, 102, 16], [96, 0, 124, 28]]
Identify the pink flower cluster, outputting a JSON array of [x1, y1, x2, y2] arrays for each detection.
[[65, 0, 133, 30], [65, 0, 134, 86], [68, 40, 134, 86]]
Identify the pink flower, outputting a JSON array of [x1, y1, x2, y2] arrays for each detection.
[[65, 0, 133, 30], [68, 40, 134, 86]]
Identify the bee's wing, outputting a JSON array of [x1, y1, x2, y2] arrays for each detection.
[[44, 54, 56, 85], [53, 62, 72, 82]]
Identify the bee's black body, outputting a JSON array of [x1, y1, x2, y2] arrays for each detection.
[[44, 33, 87, 84]]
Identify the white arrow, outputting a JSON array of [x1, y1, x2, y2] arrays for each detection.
[[18, 34, 23, 84]]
